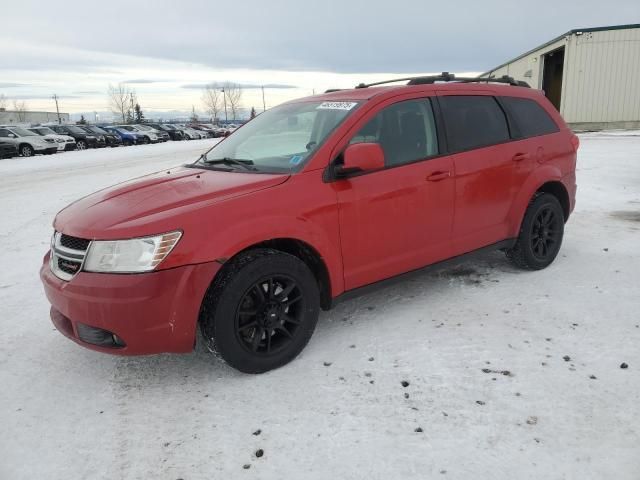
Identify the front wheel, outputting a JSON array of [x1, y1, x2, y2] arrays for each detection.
[[200, 249, 320, 373], [506, 193, 564, 270], [20, 144, 34, 157], [76, 140, 87, 150]]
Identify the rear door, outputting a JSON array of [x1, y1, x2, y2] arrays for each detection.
[[437, 92, 524, 254], [334, 96, 455, 290]]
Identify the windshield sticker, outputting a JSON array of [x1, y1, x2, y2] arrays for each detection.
[[317, 101, 357, 111], [289, 155, 303, 166]]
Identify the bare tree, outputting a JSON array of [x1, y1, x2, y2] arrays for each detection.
[[0, 93, 7, 111], [223, 82, 243, 121], [107, 83, 134, 123], [13, 100, 28, 122], [201, 83, 222, 122]]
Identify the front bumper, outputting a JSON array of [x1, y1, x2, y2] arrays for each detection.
[[40, 253, 220, 355]]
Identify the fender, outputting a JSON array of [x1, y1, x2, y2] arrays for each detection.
[[209, 214, 344, 297], [506, 164, 564, 237]]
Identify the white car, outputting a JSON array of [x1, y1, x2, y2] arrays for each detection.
[[29, 126, 76, 152], [0, 125, 60, 156], [173, 124, 201, 140], [134, 124, 170, 142], [116, 125, 159, 144]]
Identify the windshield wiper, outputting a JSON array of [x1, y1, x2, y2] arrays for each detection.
[[200, 155, 257, 171]]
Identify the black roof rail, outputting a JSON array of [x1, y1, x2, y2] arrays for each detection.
[[354, 72, 530, 89]]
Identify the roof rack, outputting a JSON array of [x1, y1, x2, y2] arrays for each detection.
[[354, 72, 530, 89]]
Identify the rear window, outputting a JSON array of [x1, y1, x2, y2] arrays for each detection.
[[501, 96, 559, 138], [439, 95, 509, 152]]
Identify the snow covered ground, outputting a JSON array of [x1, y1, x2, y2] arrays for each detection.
[[1, 134, 638, 479]]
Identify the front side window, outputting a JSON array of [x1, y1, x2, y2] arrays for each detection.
[[0, 129, 10, 138], [439, 95, 510, 152], [10, 127, 38, 137], [350, 98, 439, 167], [196, 101, 359, 173], [501, 96, 559, 138]]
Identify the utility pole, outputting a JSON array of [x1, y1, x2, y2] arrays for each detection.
[[221, 87, 228, 123], [261, 85, 266, 112], [52, 94, 61, 124]]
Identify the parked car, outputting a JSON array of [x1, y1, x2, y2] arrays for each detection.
[[135, 124, 170, 142], [29, 126, 76, 151], [116, 125, 159, 144], [48, 124, 100, 150], [170, 124, 198, 140], [188, 124, 215, 138], [0, 125, 59, 156], [79, 126, 122, 147], [101, 126, 140, 146], [0, 140, 19, 159], [147, 123, 184, 141], [40, 73, 578, 373]]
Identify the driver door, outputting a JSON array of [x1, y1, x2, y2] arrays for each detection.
[[333, 97, 455, 290]]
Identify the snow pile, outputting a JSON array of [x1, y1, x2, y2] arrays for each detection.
[[0, 134, 638, 479]]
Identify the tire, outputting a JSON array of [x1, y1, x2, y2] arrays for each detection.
[[200, 248, 320, 373], [20, 144, 34, 157], [506, 193, 564, 270], [76, 140, 87, 150]]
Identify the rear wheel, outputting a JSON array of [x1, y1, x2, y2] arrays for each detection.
[[507, 193, 564, 270], [200, 249, 320, 373], [20, 144, 34, 157]]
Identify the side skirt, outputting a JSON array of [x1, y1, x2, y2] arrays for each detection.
[[329, 239, 516, 309]]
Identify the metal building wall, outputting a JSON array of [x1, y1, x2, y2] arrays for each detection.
[[563, 28, 640, 128], [481, 26, 640, 130]]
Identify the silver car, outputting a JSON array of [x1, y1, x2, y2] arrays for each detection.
[[0, 125, 59, 156]]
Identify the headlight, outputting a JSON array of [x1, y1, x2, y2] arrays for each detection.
[[83, 231, 182, 273]]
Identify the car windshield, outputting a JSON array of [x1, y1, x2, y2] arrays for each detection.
[[66, 126, 87, 134], [12, 127, 38, 137], [34, 127, 56, 135], [195, 101, 359, 173], [88, 126, 108, 134]]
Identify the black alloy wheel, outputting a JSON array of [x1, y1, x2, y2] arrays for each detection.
[[200, 248, 320, 373], [235, 275, 303, 355], [507, 193, 564, 270]]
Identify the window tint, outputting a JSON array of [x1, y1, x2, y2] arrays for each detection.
[[501, 96, 559, 138], [350, 98, 438, 167], [439, 95, 510, 152]]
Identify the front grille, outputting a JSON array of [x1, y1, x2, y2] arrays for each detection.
[[51, 232, 91, 281], [60, 234, 90, 251], [57, 257, 82, 275]]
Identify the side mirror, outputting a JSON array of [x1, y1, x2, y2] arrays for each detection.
[[336, 142, 384, 177], [8, 133, 16, 138]]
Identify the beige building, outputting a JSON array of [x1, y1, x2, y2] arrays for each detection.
[[0, 110, 70, 125], [480, 24, 640, 131]]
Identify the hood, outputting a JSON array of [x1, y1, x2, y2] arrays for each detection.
[[54, 166, 289, 239]]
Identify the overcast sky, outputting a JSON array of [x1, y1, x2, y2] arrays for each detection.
[[1, 0, 638, 117]]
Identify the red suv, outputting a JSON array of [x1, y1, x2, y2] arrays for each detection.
[[40, 74, 578, 373]]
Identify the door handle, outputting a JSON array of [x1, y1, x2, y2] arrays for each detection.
[[426, 171, 451, 182], [512, 152, 530, 162]]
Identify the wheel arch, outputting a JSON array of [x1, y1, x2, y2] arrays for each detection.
[[508, 166, 570, 237], [222, 238, 333, 311], [536, 181, 570, 222]]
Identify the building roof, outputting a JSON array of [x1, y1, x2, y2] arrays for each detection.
[[479, 23, 640, 77]]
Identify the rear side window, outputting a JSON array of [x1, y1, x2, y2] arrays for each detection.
[[439, 95, 509, 152], [501, 96, 559, 138]]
